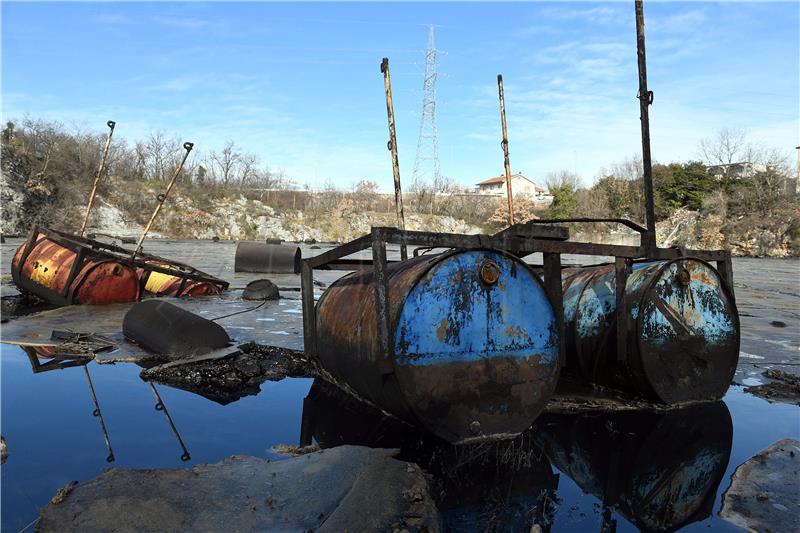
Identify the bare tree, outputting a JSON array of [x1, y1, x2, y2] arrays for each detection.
[[206, 140, 259, 188], [143, 132, 182, 182], [699, 127, 748, 166], [545, 170, 581, 191]]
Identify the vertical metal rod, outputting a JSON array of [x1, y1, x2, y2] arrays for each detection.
[[543, 252, 565, 367], [716, 255, 736, 303], [371, 228, 393, 374], [300, 261, 318, 359], [79, 120, 116, 237], [148, 383, 191, 461], [83, 365, 115, 462], [635, 0, 657, 250], [132, 142, 194, 258], [614, 257, 632, 364], [497, 74, 515, 226], [380, 58, 408, 260]]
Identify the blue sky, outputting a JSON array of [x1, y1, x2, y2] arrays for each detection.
[[2, 1, 798, 190]]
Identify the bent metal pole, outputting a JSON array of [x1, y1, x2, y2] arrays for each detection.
[[497, 75, 515, 226], [132, 141, 194, 258], [635, 0, 657, 249], [381, 57, 408, 260], [79, 120, 116, 237]]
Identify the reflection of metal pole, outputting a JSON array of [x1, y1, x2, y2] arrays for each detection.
[[635, 0, 656, 250], [132, 142, 194, 258], [83, 365, 115, 462], [497, 75, 514, 226], [299, 396, 314, 447], [148, 383, 191, 461], [79, 120, 116, 237], [380, 58, 408, 260], [600, 504, 618, 533]]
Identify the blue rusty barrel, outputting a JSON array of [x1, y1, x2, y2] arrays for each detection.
[[561, 258, 739, 403], [315, 249, 559, 443]]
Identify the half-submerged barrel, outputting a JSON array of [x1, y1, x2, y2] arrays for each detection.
[[562, 258, 739, 403], [11, 231, 140, 305], [234, 242, 301, 274], [315, 249, 560, 443]]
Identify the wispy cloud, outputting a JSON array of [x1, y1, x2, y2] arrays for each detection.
[[152, 16, 211, 30], [93, 13, 132, 26], [150, 77, 199, 92], [539, 5, 626, 25], [649, 9, 707, 35]]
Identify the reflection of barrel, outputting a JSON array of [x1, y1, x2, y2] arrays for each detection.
[[561, 259, 739, 403], [533, 402, 732, 532], [11, 231, 140, 304], [302, 378, 559, 533], [234, 242, 301, 274], [316, 249, 560, 443]]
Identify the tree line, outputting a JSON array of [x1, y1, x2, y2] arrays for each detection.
[[2, 118, 795, 234]]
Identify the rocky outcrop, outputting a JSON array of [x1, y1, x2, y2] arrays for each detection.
[[657, 207, 798, 257]]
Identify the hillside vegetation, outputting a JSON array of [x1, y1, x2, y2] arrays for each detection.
[[1, 119, 797, 255]]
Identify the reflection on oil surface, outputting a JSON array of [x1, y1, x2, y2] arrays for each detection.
[[302, 379, 734, 532], [533, 404, 732, 532], [2, 343, 794, 532], [303, 379, 559, 532]]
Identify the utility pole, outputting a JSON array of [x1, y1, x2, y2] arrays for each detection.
[[380, 57, 408, 260], [795, 145, 799, 193], [412, 25, 442, 212], [635, 0, 657, 250], [497, 74, 515, 226]]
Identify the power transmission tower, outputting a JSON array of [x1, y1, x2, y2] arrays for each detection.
[[412, 25, 442, 198]]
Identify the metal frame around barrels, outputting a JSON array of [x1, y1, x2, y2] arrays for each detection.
[[300, 223, 736, 399]]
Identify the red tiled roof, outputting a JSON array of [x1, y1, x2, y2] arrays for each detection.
[[476, 175, 506, 185], [476, 173, 532, 186]]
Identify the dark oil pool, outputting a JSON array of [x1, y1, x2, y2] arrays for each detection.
[[2, 344, 798, 532]]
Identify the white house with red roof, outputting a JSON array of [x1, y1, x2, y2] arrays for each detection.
[[475, 173, 552, 203]]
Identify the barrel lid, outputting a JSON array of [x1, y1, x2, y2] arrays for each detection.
[[635, 259, 739, 403], [392, 249, 560, 443]]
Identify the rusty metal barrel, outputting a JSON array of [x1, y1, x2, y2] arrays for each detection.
[[234, 242, 301, 274], [140, 261, 224, 297], [11, 231, 140, 305], [315, 249, 560, 443], [561, 258, 739, 403], [533, 402, 732, 532]]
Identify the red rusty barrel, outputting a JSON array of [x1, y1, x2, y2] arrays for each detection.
[[561, 258, 739, 403], [140, 262, 224, 297], [315, 249, 560, 444], [12, 232, 140, 305]]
